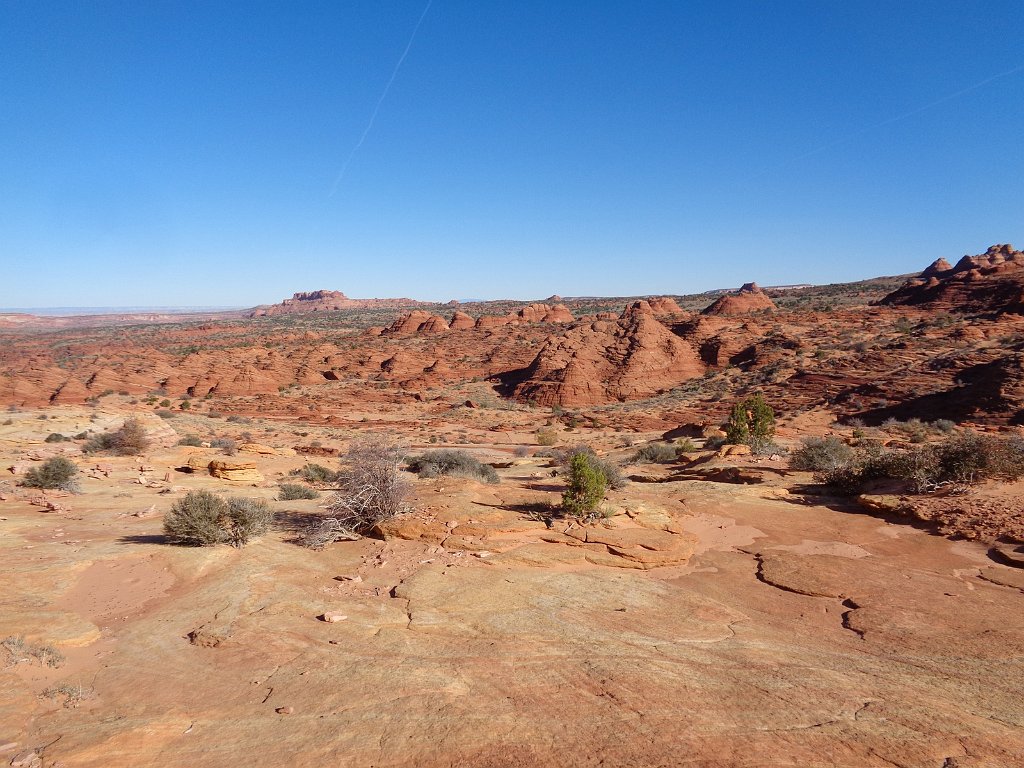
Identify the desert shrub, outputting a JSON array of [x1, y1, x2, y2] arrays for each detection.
[[406, 450, 499, 484], [750, 437, 788, 456], [562, 452, 607, 520], [155, 409, 176, 419], [278, 483, 320, 500], [816, 433, 1024, 495], [211, 437, 237, 456], [790, 436, 854, 472], [85, 417, 150, 456], [179, 400, 191, 411], [162, 490, 269, 547], [177, 434, 204, 447], [224, 497, 272, 546], [675, 438, 698, 454], [704, 434, 727, 450], [21, 457, 79, 491], [631, 442, 677, 464], [44, 433, 67, 443], [1, 636, 64, 668], [513, 445, 530, 458], [226, 415, 253, 424], [553, 445, 627, 490], [725, 394, 775, 446], [295, 463, 340, 484], [933, 419, 956, 433], [536, 428, 558, 446], [159, 399, 172, 408], [325, 435, 410, 534]]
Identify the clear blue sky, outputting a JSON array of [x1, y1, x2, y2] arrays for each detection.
[[2, 1, 1022, 307]]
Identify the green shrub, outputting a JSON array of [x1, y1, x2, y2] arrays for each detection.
[[21, 457, 79, 491], [159, 399, 172, 408], [790, 436, 854, 472], [631, 443, 677, 464], [278, 483, 320, 500], [562, 452, 607, 519], [163, 490, 270, 547], [553, 445, 627, 490], [406, 450, 499, 484], [725, 394, 775, 446]]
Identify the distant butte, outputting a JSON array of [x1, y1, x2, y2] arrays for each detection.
[[701, 282, 777, 316], [250, 290, 421, 317]]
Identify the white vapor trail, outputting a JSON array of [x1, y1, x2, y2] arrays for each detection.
[[328, 0, 433, 197], [757, 62, 1024, 176]]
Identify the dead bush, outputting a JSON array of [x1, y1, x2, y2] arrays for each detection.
[[324, 435, 410, 534]]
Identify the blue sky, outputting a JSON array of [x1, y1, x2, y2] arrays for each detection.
[[2, 1, 1022, 308]]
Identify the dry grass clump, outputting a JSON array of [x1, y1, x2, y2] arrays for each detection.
[[21, 456, 79, 491], [2, 635, 65, 668], [278, 482, 320, 500], [406, 449, 499, 484], [163, 490, 270, 547], [84, 417, 150, 455], [817, 432, 1024, 495]]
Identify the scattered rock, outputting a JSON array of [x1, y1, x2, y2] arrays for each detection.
[[320, 612, 348, 623]]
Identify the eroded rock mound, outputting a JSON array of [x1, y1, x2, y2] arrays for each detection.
[[702, 283, 777, 316], [880, 244, 1024, 314], [384, 311, 450, 336], [511, 301, 704, 406]]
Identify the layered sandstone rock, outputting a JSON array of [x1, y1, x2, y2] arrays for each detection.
[[512, 301, 704, 406], [880, 244, 1024, 314], [384, 311, 450, 336]]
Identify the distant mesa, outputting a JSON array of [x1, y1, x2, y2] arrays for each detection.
[[250, 290, 420, 317], [701, 282, 777, 316], [879, 244, 1024, 314]]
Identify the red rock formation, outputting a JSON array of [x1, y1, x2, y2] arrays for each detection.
[[701, 283, 777, 316], [646, 297, 684, 315], [384, 311, 450, 336], [251, 290, 421, 317], [449, 311, 476, 330], [511, 301, 704, 406], [880, 244, 1024, 314]]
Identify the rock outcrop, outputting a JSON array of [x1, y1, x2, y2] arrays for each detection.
[[702, 283, 777, 316], [251, 290, 420, 317], [384, 311, 450, 336], [511, 301, 704, 406], [879, 244, 1024, 314], [448, 311, 476, 330]]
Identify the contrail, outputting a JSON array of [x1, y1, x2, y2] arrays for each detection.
[[328, 0, 433, 197], [758, 62, 1024, 174]]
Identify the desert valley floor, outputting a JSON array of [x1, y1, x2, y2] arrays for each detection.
[[2, 248, 1024, 767]]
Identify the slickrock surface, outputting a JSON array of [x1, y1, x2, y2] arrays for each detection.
[[1, 424, 1022, 767]]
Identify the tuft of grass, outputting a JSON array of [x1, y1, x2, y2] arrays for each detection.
[[278, 483, 320, 500], [406, 450, 499, 484]]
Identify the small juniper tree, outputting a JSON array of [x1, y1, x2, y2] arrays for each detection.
[[725, 394, 775, 446], [562, 452, 606, 519]]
